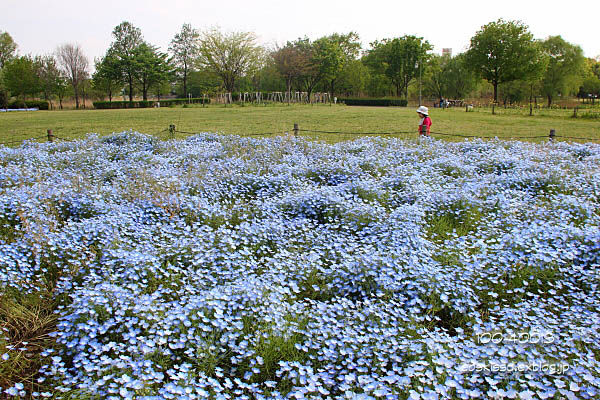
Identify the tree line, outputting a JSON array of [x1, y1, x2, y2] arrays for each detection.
[[1, 19, 599, 110]]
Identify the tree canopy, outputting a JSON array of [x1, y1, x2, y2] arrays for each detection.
[[465, 19, 546, 103], [0, 31, 17, 69], [3, 56, 39, 104], [364, 35, 432, 99], [56, 43, 89, 109], [540, 36, 585, 106], [1, 21, 598, 107], [108, 21, 145, 102], [169, 23, 200, 98], [197, 28, 264, 93]]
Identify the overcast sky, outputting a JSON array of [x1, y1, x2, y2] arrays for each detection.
[[2, 0, 599, 65]]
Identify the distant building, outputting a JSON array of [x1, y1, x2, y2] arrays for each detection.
[[442, 48, 452, 58]]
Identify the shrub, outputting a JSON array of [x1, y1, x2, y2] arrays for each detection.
[[6, 100, 49, 110], [93, 98, 210, 109], [338, 98, 408, 107]]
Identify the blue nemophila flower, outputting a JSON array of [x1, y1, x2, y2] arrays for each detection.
[[1, 133, 599, 398]]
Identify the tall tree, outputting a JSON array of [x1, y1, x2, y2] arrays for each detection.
[[318, 32, 361, 95], [424, 54, 479, 101], [252, 62, 285, 92], [499, 80, 530, 106], [364, 35, 431, 99], [196, 28, 264, 93], [293, 38, 321, 98], [169, 23, 200, 98], [540, 36, 585, 106], [465, 19, 545, 103], [3, 56, 40, 106], [0, 31, 17, 68], [185, 68, 221, 97], [55, 76, 70, 109], [0, 68, 8, 108], [56, 43, 89, 109], [423, 54, 446, 101], [443, 54, 480, 100], [150, 80, 172, 101], [579, 58, 600, 104], [109, 21, 144, 102], [34, 55, 62, 109], [92, 50, 122, 102], [272, 41, 313, 101], [133, 43, 172, 101], [337, 59, 370, 97]]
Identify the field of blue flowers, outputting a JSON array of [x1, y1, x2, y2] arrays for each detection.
[[1, 132, 599, 399]]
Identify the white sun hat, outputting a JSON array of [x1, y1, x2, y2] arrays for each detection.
[[416, 106, 429, 116]]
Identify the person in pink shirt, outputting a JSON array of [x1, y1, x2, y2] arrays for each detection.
[[417, 106, 431, 136]]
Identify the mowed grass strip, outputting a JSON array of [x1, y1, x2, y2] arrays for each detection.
[[1, 104, 599, 144]]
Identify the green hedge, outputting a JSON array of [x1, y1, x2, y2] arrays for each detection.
[[339, 98, 408, 107], [93, 98, 211, 109], [6, 100, 50, 110]]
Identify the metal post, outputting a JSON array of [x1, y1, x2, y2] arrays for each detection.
[[293, 123, 299, 137]]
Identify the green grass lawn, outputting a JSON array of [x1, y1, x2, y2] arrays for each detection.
[[1, 103, 599, 145]]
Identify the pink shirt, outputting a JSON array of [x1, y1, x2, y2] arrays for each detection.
[[419, 116, 432, 136]]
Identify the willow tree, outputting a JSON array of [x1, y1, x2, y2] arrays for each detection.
[[540, 36, 585, 106]]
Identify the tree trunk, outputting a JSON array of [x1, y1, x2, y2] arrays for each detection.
[[142, 81, 148, 101], [547, 95, 552, 107], [183, 69, 188, 98], [128, 74, 134, 103], [493, 82, 498, 104], [74, 85, 80, 109]]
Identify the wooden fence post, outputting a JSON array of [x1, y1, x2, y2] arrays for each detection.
[[47, 129, 54, 143], [293, 123, 299, 137], [549, 129, 556, 142]]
